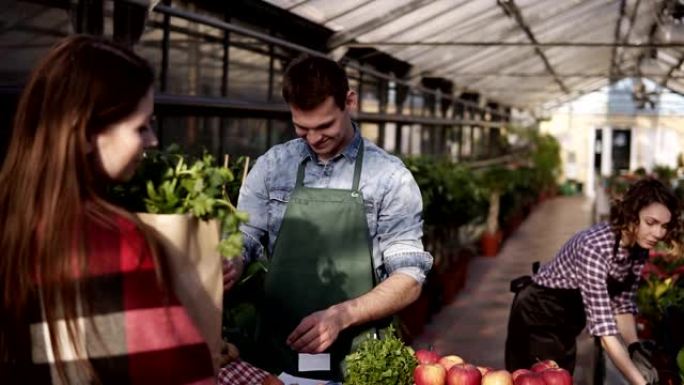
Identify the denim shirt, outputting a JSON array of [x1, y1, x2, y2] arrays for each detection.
[[236, 127, 433, 284]]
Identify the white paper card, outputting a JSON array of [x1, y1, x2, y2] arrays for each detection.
[[297, 353, 331, 372], [278, 372, 328, 385]]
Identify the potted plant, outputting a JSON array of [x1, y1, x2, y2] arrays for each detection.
[[478, 166, 511, 256], [405, 157, 485, 301], [528, 132, 561, 200]]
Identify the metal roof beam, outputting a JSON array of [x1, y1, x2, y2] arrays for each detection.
[[445, 72, 676, 79], [660, 54, 684, 89], [417, 3, 617, 79], [286, 0, 311, 11], [609, 0, 627, 80], [345, 41, 684, 48], [496, 0, 569, 94], [615, 0, 643, 71], [326, 0, 435, 50]]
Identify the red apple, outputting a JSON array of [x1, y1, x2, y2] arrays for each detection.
[[513, 372, 547, 385], [439, 355, 465, 371], [530, 360, 559, 372], [511, 369, 533, 381], [416, 348, 442, 365], [540, 368, 572, 385], [415, 363, 447, 385], [477, 366, 493, 377], [482, 370, 513, 385], [447, 363, 482, 385]]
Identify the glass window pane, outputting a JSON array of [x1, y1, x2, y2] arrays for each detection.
[[0, 3, 70, 84], [228, 45, 270, 102], [360, 76, 380, 113], [360, 123, 379, 144]]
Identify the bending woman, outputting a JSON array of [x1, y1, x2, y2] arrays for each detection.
[[505, 178, 680, 385]]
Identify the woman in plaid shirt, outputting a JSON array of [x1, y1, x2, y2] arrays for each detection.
[[505, 179, 681, 385], [0, 36, 215, 384]]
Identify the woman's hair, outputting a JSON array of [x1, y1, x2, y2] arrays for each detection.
[[610, 178, 682, 247], [0, 35, 156, 381]]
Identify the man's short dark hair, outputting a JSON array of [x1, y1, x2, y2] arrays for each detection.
[[282, 54, 349, 111]]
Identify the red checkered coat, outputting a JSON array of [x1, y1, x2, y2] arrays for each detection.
[[20, 215, 216, 384]]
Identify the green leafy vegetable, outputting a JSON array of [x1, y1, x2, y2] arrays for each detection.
[[109, 145, 248, 259], [344, 325, 416, 385]]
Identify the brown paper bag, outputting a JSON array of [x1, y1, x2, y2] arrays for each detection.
[[136, 213, 223, 373]]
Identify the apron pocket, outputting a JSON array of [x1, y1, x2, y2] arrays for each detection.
[[268, 189, 291, 235]]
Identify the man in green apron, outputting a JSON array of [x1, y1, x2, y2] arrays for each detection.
[[223, 54, 433, 382]]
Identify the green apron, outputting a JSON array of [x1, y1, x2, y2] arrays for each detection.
[[257, 143, 380, 381]]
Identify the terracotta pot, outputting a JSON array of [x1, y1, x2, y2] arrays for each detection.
[[481, 230, 503, 257], [440, 263, 461, 305]]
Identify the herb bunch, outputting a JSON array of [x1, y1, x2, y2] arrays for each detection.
[[108, 145, 248, 259], [344, 325, 416, 385]]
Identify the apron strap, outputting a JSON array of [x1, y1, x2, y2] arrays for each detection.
[[294, 139, 365, 191], [295, 157, 307, 188], [352, 142, 364, 192]]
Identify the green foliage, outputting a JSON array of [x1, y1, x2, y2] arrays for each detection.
[[478, 165, 511, 194], [224, 156, 251, 204], [108, 145, 248, 259], [404, 157, 486, 228], [653, 164, 677, 185], [344, 325, 416, 385], [498, 167, 538, 225], [222, 259, 269, 360], [637, 276, 684, 323], [605, 173, 638, 197], [528, 132, 562, 190]]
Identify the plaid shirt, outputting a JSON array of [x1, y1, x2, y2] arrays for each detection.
[[25, 215, 215, 384], [217, 360, 269, 385], [533, 222, 646, 336]]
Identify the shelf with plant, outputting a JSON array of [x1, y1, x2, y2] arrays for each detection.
[[404, 156, 486, 264]]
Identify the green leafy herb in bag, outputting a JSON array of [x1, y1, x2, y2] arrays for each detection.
[[109, 145, 248, 259]]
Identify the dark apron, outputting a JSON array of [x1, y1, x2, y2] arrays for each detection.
[[255, 143, 381, 381], [505, 236, 646, 373]]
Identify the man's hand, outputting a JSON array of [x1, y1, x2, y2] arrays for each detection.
[[222, 257, 244, 291], [286, 307, 347, 353], [628, 340, 659, 385], [218, 340, 240, 367]]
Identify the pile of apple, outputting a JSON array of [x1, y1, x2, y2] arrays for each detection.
[[413, 349, 572, 385]]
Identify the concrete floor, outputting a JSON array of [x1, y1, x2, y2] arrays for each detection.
[[413, 196, 601, 385]]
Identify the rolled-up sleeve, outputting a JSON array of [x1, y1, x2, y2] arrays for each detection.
[[577, 242, 619, 336], [377, 167, 433, 284], [235, 155, 269, 263]]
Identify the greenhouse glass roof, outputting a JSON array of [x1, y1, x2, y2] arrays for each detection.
[[264, 0, 684, 110]]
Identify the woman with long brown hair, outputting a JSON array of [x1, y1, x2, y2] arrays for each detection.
[[0, 35, 215, 384], [505, 178, 681, 385]]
